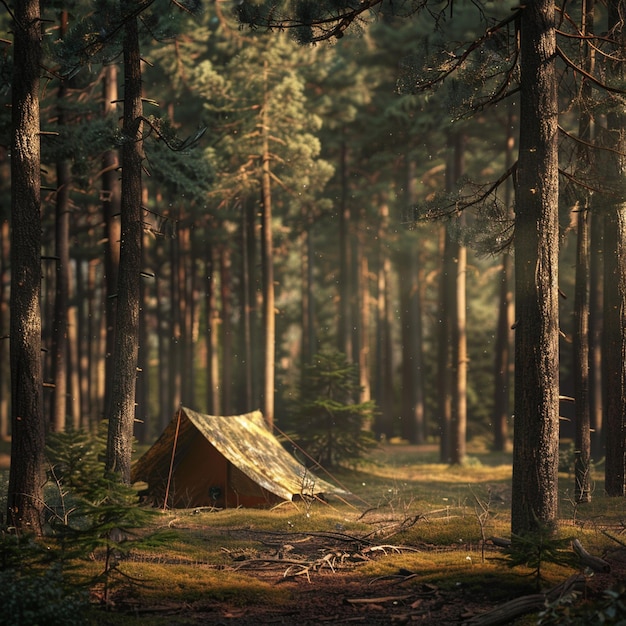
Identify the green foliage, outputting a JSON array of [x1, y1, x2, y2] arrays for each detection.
[[45, 429, 156, 601], [286, 351, 377, 467], [538, 585, 626, 626], [0, 520, 89, 625], [46, 427, 152, 530], [46, 428, 110, 504], [0, 564, 89, 626], [55, 0, 202, 71], [503, 525, 577, 590]]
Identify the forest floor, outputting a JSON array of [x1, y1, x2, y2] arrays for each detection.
[[82, 443, 626, 626], [2, 442, 626, 625], [98, 530, 626, 626]]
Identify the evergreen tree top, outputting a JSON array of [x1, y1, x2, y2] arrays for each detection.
[[235, 0, 428, 44]]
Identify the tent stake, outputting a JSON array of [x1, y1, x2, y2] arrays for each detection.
[[163, 406, 183, 512]]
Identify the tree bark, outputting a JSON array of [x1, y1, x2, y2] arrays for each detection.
[[105, 13, 143, 482], [492, 106, 516, 453], [220, 244, 233, 415], [179, 224, 196, 408], [261, 64, 275, 429], [156, 270, 171, 427], [358, 245, 371, 408], [51, 10, 71, 432], [437, 224, 452, 462], [300, 205, 316, 370], [204, 239, 220, 415], [399, 157, 425, 445], [241, 203, 255, 408], [574, 202, 592, 502], [511, 0, 560, 535], [0, 218, 9, 439], [449, 132, 467, 466], [7, 0, 46, 533], [102, 63, 121, 424], [602, 0, 626, 498], [338, 138, 354, 363], [375, 203, 394, 439], [573, 0, 594, 503], [589, 209, 603, 458]]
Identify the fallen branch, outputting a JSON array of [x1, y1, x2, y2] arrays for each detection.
[[463, 574, 585, 626], [601, 529, 626, 548], [488, 536, 511, 548], [463, 593, 546, 626], [232, 557, 307, 570], [363, 544, 421, 556], [346, 594, 412, 605], [572, 539, 610, 573]]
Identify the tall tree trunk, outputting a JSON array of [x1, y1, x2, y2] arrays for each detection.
[[589, 208, 603, 458], [574, 202, 592, 502], [398, 246, 425, 445], [0, 218, 9, 438], [156, 271, 171, 427], [102, 64, 121, 423], [493, 253, 513, 451], [51, 10, 71, 432], [67, 278, 80, 429], [573, 0, 594, 503], [602, 206, 626, 497], [492, 106, 516, 453], [88, 259, 104, 430], [245, 201, 260, 405], [135, 237, 150, 443], [374, 203, 394, 439], [399, 158, 425, 445], [358, 246, 371, 408], [169, 230, 182, 412], [105, 14, 143, 482], [261, 66, 275, 429], [204, 240, 220, 415], [7, 0, 45, 533], [449, 132, 467, 466], [241, 206, 254, 408], [338, 138, 354, 362], [511, 0, 560, 536], [220, 244, 233, 415], [602, 0, 626, 498], [300, 206, 316, 369], [178, 224, 194, 407], [437, 224, 453, 462]]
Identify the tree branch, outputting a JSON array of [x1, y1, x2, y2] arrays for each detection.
[[556, 44, 626, 95]]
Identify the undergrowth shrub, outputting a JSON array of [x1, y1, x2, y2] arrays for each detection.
[[503, 524, 577, 590], [45, 428, 158, 602], [0, 563, 89, 626], [538, 585, 626, 625], [0, 427, 158, 617]]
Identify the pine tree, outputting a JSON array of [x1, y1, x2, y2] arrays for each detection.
[[289, 351, 377, 467]]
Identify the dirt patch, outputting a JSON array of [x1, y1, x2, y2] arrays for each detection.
[[114, 566, 496, 625], [184, 573, 485, 625], [108, 530, 626, 625]]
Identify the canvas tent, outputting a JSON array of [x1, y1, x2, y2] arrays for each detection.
[[131, 407, 346, 509]]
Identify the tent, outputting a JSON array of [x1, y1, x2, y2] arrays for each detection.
[[131, 407, 346, 509]]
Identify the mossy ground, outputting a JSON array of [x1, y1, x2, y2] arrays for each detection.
[[1, 440, 625, 624]]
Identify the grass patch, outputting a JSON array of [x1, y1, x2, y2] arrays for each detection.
[[119, 562, 289, 606], [1, 440, 624, 624]]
